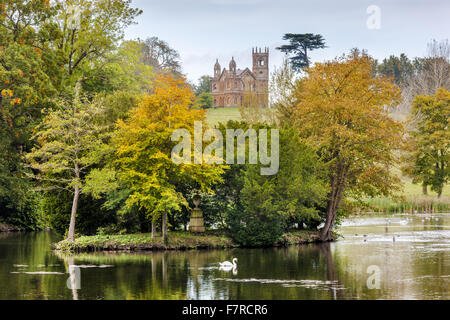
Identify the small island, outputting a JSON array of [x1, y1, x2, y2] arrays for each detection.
[[54, 230, 322, 252]]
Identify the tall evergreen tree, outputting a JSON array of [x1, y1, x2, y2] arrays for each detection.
[[276, 33, 326, 72]]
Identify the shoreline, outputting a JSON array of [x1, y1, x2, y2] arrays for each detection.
[[54, 230, 325, 253], [0, 222, 22, 233]]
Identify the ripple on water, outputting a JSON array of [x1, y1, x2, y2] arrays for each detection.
[[213, 278, 346, 291]]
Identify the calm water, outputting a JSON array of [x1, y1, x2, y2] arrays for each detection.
[[0, 214, 448, 300]]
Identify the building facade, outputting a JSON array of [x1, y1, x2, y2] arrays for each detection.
[[211, 47, 269, 108]]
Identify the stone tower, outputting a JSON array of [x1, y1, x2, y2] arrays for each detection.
[[252, 47, 269, 80]]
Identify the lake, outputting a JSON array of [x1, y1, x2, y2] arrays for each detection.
[[0, 214, 448, 300]]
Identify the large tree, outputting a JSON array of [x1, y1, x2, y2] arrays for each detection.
[[0, 0, 58, 225], [140, 36, 182, 77], [51, 0, 142, 90], [377, 53, 415, 87], [276, 33, 326, 72], [26, 88, 111, 241], [291, 52, 404, 241], [113, 75, 224, 243], [405, 88, 450, 198]]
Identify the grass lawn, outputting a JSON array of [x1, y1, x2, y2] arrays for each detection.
[[206, 107, 241, 126]]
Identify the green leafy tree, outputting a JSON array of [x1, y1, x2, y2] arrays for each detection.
[[405, 88, 450, 198], [52, 0, 142, 90], [227, 126, 327, 246], [195, 75, 211, 96], [195, 92, 213, 109], [377, 53, 415, 87], [0, 0, 58, 226], [26, 88, 111, 241], [81, 40, 153, 95], [276, 33, 326, 72]]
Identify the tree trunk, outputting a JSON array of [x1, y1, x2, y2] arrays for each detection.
[[422, 184, 428, 195], [320, 163, 348, 242], [151, 220, 157, 239], [68, 184, 80, 242], [162, 213, 168, 245]]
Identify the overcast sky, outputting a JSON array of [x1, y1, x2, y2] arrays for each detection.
[[124, 0, 450, 82]]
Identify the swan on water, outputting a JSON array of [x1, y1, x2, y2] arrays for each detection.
[[219, 258, 238, 268]]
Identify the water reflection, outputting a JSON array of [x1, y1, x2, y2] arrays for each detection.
[[0, 214, 448, 300]]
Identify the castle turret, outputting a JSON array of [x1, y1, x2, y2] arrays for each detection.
[[214, 59, 221, 78], [229, 57, 236, 73]]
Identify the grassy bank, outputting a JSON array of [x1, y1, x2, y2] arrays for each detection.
[[206, 107, 241, 126], [54, 230, 322, 252], [362, 180, 450, 214]]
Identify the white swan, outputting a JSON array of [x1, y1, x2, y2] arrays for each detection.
[[219, 258, 238, 268]]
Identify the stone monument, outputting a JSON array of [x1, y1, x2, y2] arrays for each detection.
[[189, 195, 205, 233]]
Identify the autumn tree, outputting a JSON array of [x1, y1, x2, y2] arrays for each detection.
[[291, 53, 404, 241], [113, 75, 224, 244], [26, 87, 111, 241], [404, 88, 450, 198]]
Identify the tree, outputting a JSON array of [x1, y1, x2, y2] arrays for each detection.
[[400, 40, 450, 116], [81, 40, 153, 94], [26, 87, 111, 241], [113, 75, 224, 244], [291, 52, 404, 241], [194, 92, 213, 109], [229, 126, 327, 246], [140, 36, 182, 77], [276, 33, 326, 72], [0, 0, 59, 227], [377, 53, 415, 87], [194, 75, 211, 96], [239, 90, 274, 125], [270, 58, 302, 126], [401, 40, 450, 192], [405, 88, 450, 198], [52, 0, 142, 90], [408, 40, 450, 96]]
